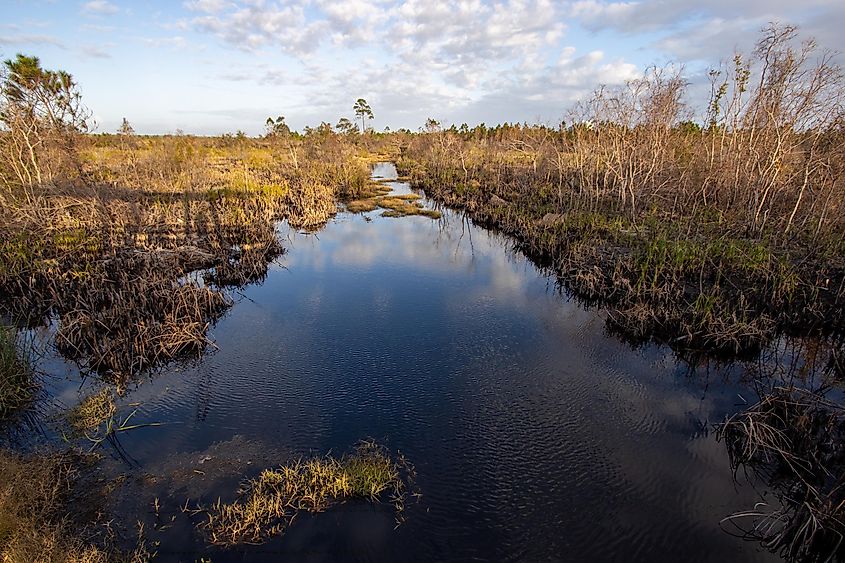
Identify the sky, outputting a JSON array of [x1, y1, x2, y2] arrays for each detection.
[[1, 0, 843, 135]]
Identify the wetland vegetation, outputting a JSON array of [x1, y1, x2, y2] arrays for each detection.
[[1, 22, 845, 563]]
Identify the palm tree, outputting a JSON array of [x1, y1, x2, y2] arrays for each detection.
[[353, 98, 373, 133], [336, 117, 358, 135]]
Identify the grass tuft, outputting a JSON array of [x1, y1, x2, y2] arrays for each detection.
[[65, 389, 116, 435], [201, 440, 413, 546]]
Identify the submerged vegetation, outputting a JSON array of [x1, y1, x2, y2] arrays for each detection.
[[200, 441, 413, 546]]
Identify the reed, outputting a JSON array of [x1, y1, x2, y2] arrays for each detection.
[[717, 387, 845, 561], [0, 325, 35, 420]]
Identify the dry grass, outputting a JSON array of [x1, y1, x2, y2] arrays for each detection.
[[200, 441, 413, 546], [717, 387, 845, 561], [345, 198, 379, 213], [0, 450, 151, 563], [0, 128, 374, 380], [54, 257, 232, 379]]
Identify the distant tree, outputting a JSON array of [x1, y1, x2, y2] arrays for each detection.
[[353, 98, 373, 133], [118, 117, 134, 135], [265, 115, 290, 137], [336, 117, 358, 135], [423, 118, 441, 133], [306, 121, 333, 137], [677, 120, 702, 134], [0, 53, 90, 192]]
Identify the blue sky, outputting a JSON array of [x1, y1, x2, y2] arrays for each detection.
[[2, 0, 843, 135]]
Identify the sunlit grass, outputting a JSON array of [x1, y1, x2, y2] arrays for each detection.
[[201, 441, 412, 546], [65, 389, 115, 435]]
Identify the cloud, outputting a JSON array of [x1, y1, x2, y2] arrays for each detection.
[[567, 0, 845, 61], [142, 36, 189, 49], [184, 0, 231, 13], [82, 1, 119, 15], [218, 65, 318, 91], [80, 44, 113, 59], [0, 34, 65, 48], [189, 2, 331, 55]]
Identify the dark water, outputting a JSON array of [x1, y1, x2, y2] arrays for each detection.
[[30, 163, 785, 561]]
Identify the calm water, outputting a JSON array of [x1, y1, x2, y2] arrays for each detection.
[[31, 163, 783, 562]]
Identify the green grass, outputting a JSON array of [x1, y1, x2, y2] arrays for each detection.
[[0, 326, 35, 421]]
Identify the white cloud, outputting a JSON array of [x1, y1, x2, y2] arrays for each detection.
[[567, 0, 845, 60], [142, 36, 189, 49], [0, 34, 65, 47], [81, 44, 113, 58], [82, 1, 119, 16], [184, 0, 231, 13], [190, 3, 330, 55]]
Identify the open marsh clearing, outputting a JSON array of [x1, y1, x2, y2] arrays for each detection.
[[6, 163, 829, 561]]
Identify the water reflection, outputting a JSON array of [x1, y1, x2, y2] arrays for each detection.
[[15, 163, 834, 561]]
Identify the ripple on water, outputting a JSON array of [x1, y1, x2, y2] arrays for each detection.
[[67, 163, 780, 562]]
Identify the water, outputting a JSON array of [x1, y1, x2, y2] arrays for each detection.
[[29, 163, 782, 561]]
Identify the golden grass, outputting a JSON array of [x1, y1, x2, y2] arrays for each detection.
[[0, 450, 151, 563], [65, 389, 115, 435], [345, 192, 440, 219], [346, 198, 379, 213], [201, 441, 410, 546], [377, 196, 441, 219], [384, 193, 420, 200]]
